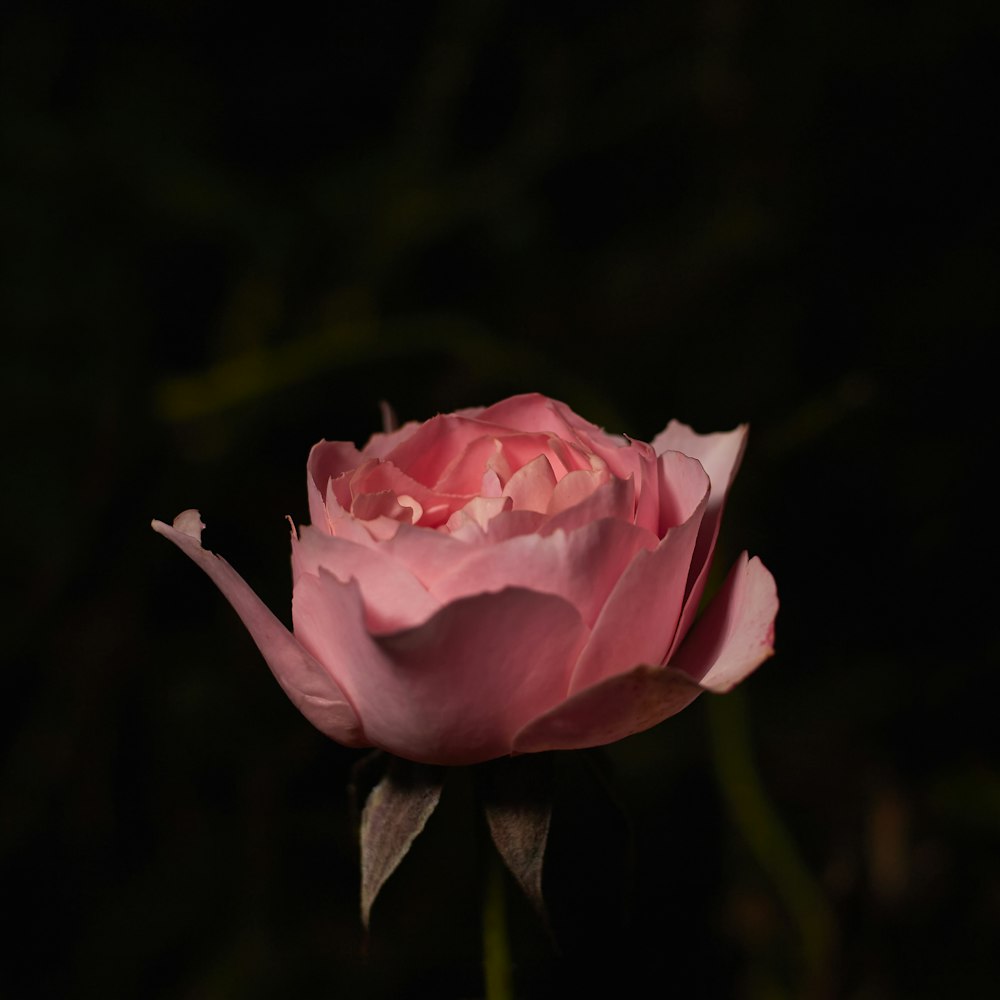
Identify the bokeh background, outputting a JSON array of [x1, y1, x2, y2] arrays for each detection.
[[3, 1, 996, 996]]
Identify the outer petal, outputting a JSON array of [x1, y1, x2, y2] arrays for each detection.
[[307, 440, 361, 534], [513, 553, 777, 753], [483, 509, 547, 541], [653, 422, 746, 553], [657, 449, 714, 534], [653, 421, 749, 657], [308, 440, 364, 529], [513, 665, 704, 753], [651, 420, 748, 502], [291, 525, 440, 632], [667, 552, 778, 691], [376, 521, 475, 588], [293, 574, 588, 765], [307, 468, 330, 534], [429, 517, 657, 628], [568, 453, 710, 693], [373, 511, 546, 591], [151, 511, 367, 747]]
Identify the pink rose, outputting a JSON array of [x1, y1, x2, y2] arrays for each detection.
[[153, 393, 777, 765]]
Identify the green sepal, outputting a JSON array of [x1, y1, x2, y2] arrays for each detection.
[[358, 754, 446, 928], [480, 753, 554, 925]]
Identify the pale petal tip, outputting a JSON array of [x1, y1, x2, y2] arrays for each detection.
[[150, 509, 205, 545], [172, 509, 206, 542]]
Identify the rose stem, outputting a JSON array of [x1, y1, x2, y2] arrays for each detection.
[[481, 847, 514, 1000]]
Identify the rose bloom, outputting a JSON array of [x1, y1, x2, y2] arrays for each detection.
[[153, 393, 777, 765]]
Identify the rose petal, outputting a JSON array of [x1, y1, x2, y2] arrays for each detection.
[[151, 512, 366, 747], [308, 440, 365, 509], [445, 495, 512, 536], [350, 460, 456, 528], [435, 436, 511, 495], [482, 509, 547, 542], [307, 441, 363, 534], [667, 552, 778, 691], [652, 419, 747, 560], [574, 433, 660, 534], [308, 470, 331, 534], [480, 396, 625, 481], [376, 521, 474, 589], [309, 439, 365, 479], [430, 517, 657, 628], [497, 432, 588, 477], [351, 490, 414, 523], [545, 468, 607, 518], [568, 453, 710, 693], [480, 469, 503, 498], [657, 448, 716, 535], [291, 525, 440, 632], [652, 422, 749, 655], [477, 393, 584, 441], [362, 419, 424, 460], [318, 478, 374, 542], [321, 473, 406, 544], [513, 664, 704, 754], [543, 472, 635, 534], [293, 575, 588, 765], [381, 415, 508, 488], [544, 433, 595, 477], [652, 420, 747, 474], [502, 454, 558, 513]]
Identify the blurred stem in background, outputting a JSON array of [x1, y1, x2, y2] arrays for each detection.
[[708, 690, 837, 1000]]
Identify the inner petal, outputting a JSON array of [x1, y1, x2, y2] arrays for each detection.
[[351, 460, 458, 528], [481, 469, 503, 498], [498, 432, 577, 478], [292, 526, 439, 632], [352, 490, 414, 523], [546, 468, 608, 518], [435, 435, 511, 495], [445, 495, 513, 536], [502, 454, 558, 513]]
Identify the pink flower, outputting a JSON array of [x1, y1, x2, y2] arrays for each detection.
[[153, 393, 777, 765]]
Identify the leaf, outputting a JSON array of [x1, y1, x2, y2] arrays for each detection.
[[359, 756, 446, 928], [481, 753, 554, 922]]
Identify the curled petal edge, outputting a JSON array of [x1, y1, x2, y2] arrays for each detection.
[[513, 552, 776, 754], [668, 552, 778, 691], [151, 510, 368, 748], [512, 663, 706, 754]]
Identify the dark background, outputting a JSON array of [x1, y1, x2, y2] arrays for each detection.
[[3, 1, 996, 996]]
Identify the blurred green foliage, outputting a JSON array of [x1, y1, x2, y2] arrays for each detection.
[[2, 0, 997, 997]]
